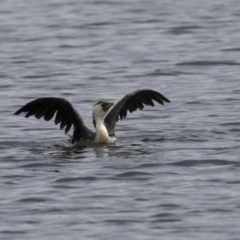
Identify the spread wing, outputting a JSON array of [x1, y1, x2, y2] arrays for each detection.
[[104, 89, 170, 136], [14, 97, 95, 143]]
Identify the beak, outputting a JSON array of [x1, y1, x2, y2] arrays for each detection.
[[103, 102, 114, 112]]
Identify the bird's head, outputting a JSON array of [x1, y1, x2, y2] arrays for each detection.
[[93, 101, 114, 127]]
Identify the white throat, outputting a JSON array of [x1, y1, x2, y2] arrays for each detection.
[[93, 114, 115, 144], [92, 104, 116, 144]]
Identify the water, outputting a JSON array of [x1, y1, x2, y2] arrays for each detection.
[[1, 0, 240, 239]]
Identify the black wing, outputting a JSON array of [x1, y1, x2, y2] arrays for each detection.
[[104, 89, 170, 136], [14, 97, 95, 143]]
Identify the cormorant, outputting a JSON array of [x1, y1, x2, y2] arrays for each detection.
[[14, 89, 170, 144]]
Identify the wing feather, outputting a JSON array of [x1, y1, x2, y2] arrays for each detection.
[[55, 107, 65, 125], [65, 118, 73, 134], [25, 108, 40, 118], [44, 107, 57, 121], [14, 97, 95, 143], [104, 89, 170, 136], [140, 95, 155, 106], [128, 98, 137, 113], [35, 107, 49, 119], [134, 98, 144, 110]]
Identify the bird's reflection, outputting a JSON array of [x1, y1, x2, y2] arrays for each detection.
[[36, 141, 114, 159], [61, 143, 112, 158], [73, 141, 112, 158], [94, 145, 110, 158]]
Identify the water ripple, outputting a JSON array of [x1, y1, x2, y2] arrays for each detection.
[[1, 0, 240, 239], [16, 197, 53, 203], [55, 176, 98, 182], [176, 61, 240, 66], [169, 159, 237, 167]]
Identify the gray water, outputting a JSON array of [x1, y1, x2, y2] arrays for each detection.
[[1, 0, 240, 239]]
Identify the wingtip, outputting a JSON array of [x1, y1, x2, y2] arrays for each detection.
[[161, 95, 171, 103], [14, 110, 21, 115]]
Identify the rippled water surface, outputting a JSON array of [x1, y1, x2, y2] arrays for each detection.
[[1, 0, 240, 239]]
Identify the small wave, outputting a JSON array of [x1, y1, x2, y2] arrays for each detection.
[[2, 174, 34, 179], [207, 208, 233, 212], [143, 70, 191, 77], [25, 37, 45, 42], [158, 204, 180, 208], [151, 212, 177, 218], [104, 219, 143, 224], [12, 60, 32, 64], [136, 163, 163, 168], [169, 159, 236, 167], [222, 48, 240, 52], [228, 128, 240, 132], [176, 61, 240, 66], [185, 101, 204, 105], [55, 176, 98, 183], [210, 130, 226, 134], [226, 181, 240, 184], [166, 25, 201, 35], [17, 197, 52, 203], [151, 212, 181, 222], [0, 84, 13, 89], [72, 22, 117, 29], [58, 44, 80, 48], [23, 73, 69, 79], [80, 60, 108, 64], [170, 137, 207, 143], [132, 59, 165, 64], [91, 1, 124, 5], [20, 163, 62, 168], [124, 70, 190, 78], [0, 141, 40, 149], [167, 25, 201, 31], [0, 74, 7, 78], [1, 230, 27, 234], [220, 122, 240, 126], [142, 138, 165, 142], [115, 171, 152, 178], [224, 98, 240, 101]]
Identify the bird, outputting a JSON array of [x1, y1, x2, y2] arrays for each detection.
[[14, 89, 170, 144]]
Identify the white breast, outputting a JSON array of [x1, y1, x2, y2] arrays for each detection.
[[93, 123, 116, 144]]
